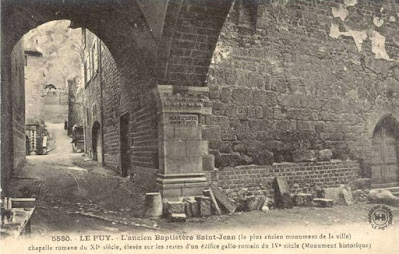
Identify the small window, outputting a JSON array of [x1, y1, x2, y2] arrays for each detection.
[[92, 40, 98, 76], [92, 103, 97, 117], [82, 28, 87, 49], [24, 55, 28, 66], [86, 108, 90, 124], [85, 54, 92, 84], [83, 60, 87, 86]]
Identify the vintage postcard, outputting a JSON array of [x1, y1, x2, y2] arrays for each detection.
[[1, 0, 398, 253]]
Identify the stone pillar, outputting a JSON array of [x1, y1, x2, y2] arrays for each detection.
[[155, 85, 211, 199]]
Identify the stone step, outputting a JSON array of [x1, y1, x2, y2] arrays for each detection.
[[370, 184, 399, 197], [385, 186, 399, 192], [371, 182, 399, 189]]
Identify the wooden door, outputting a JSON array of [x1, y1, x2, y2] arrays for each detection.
[[96, 130, 103, 163], [372, 125, 399, 184], [92, 122, 102, 163]]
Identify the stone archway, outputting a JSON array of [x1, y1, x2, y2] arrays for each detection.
[[1, 0, 234, 197], [1, 1, 158, 192], [371, 115, 399, 187]]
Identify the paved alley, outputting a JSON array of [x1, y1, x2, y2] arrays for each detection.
[[8, 124, 157, 235]]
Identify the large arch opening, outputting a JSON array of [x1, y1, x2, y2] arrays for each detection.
[[1, 1, 161, 196], [21, 20, 81, 155], [1, 11, 162, 232], [2, 0, 234, 206], [371, 114, 399, 187]]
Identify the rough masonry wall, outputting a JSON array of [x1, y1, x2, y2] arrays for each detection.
[[86, 31, 159, 185], [160, 0, 232, 86], [101, 41, 159, 180], [101, 43, 122, 169], [11, 40, 26, 170], [217, 160, 359, 195], [206, 0, 399, 178], [126, 75, 159, 174]]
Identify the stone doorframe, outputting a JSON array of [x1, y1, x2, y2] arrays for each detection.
[[154, 85, 212, 199], [370, 114, 399, 186]]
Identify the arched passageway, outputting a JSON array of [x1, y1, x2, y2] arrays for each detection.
[[1, 0, 233, 197], [371, 115, 399, 186], [1, 1, 158, 193]]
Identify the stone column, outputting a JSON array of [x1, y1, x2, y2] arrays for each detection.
[[155, 85, 211, 199]]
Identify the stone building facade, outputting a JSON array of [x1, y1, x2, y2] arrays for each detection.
[[82, 29, 102, 163], [82, 29, 160, 187], [67, 77, 84, 136], [25, 46, 70, 124], [24, 48, 45, 121], [23, 20, 81, 124]]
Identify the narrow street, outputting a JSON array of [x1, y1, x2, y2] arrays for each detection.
[[8, 124, 157, 235], [7, 126, 399, 236], [5, 124, 399, 254]]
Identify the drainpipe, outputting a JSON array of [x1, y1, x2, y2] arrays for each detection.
[[99, 39, 105, 166]]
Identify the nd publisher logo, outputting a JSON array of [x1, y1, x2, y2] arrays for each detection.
[[368, 205, 393, 230]]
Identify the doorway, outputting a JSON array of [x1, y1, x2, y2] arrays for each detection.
[[371, 115, 399, 185], [92, 121, 102, 163], [120, 113, 131, 177]]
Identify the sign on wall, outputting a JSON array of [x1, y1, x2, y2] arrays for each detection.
[[166, 114, 198, 125]]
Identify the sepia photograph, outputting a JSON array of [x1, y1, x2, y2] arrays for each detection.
[[1, 0, 399, 253]]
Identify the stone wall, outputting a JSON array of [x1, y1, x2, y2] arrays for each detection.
[[68, 77, 84, 135], [12, 40, 26, 170], [217, 160, 359, 195], [41, 91, 69, 124], [159, 0, 232, 86], [206, 0, 399, 178], [24, 52, 45, 120], [83, 30, 159, 186], [101, 43, 121, 169], [83, 31, 103, 161]]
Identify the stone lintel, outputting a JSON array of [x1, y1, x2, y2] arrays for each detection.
[[156, 173, 208, 199], [157, 85, 209, 94]]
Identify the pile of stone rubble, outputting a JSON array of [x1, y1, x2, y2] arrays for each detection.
[[144, 177, 399, 222]]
